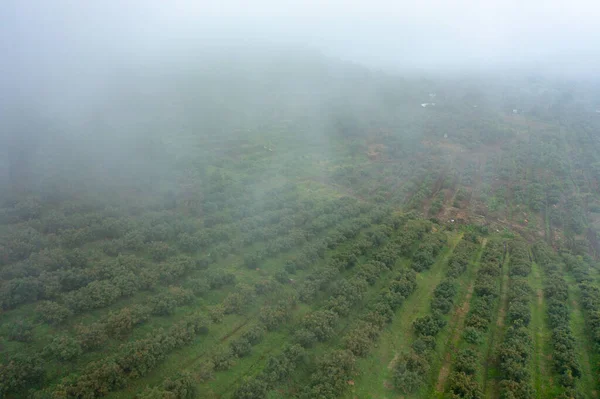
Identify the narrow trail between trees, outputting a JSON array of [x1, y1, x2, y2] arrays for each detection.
[[344, 233, 463, 399], [483, 253, 510, 399], [529, 261, 552, 398], [435, 238, 487, 392]]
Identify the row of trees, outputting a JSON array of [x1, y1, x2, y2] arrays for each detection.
[[231, 217, 424, 399], [432, 238, 479, 314], [533, 242, 582, 396], [498, 240, 534, 399], [395, 235, 479, 394], [36, 284, 208, 363], [410, 231, 446, 272], [561, 250, 600, 391], [25, 195, 361, 327], [0, 312, 208, 398], [301, 268, 418, 398], [0, 196, 350, 309], [293, 223, 419, 348], [137, 372, 197, 399], [240, 198, 376, 269], [289, 223, 426, 398], [30, 255, 208, 324], [187, 217, 403, 385], [0, 192, 366, 312], [2, 250, 203, 312], [16, 269, 260, 393], [446, 239, 505, 398], [296, 223, 391, 303]]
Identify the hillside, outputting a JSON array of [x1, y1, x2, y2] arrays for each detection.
[[1, 55, 600, 399]]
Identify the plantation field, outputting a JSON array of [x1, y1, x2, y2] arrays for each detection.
[[2, 54, 600, 399]]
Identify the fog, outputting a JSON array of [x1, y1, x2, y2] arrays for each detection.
[[2, 0, 600, 199], [4, 0, 600, 76], [3, 4, 600, 395], [3, 0, 600, 105]]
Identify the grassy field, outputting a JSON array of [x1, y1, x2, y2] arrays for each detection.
[[565, 273, 599, 399], [528, 261, 557, 399]]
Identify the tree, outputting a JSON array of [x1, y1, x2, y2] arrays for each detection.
[[242, 325, 266, 345], [413, 313, 446, 337], [230, 337, 252, 358], [212, 347, 236, 371], [259, 304, 291, 331], [43, 335, 83, 361], [185, 278, 210, 296], [75, 322, 109, 350], [105, 305, 151, 338], [209, 304, 225, 323], [36, 300, 73, 325], [454, 348, 478, 375], [344, 321, 379, 356], [394, 352, 430, 393], [463, 326, 483, 344], [7, 319, 34, 342], [0, 353, 44, 397], [302, 350, 356, 398], [162, 372, 197, 399], [233, 377, 268, 399], [300, 310, 338, 342], [261, 344, 306, 384], [0, 277, 41, 309], [54, 359, 126, 398], [447, 371, 482, 399]]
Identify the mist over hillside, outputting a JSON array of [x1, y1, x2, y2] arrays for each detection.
[[2, 2, 600, 399]]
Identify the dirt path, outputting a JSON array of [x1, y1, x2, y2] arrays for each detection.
[[435, 239, 487, 392]]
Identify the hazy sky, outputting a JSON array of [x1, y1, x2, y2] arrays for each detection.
[[2, 0, 600, 81]]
